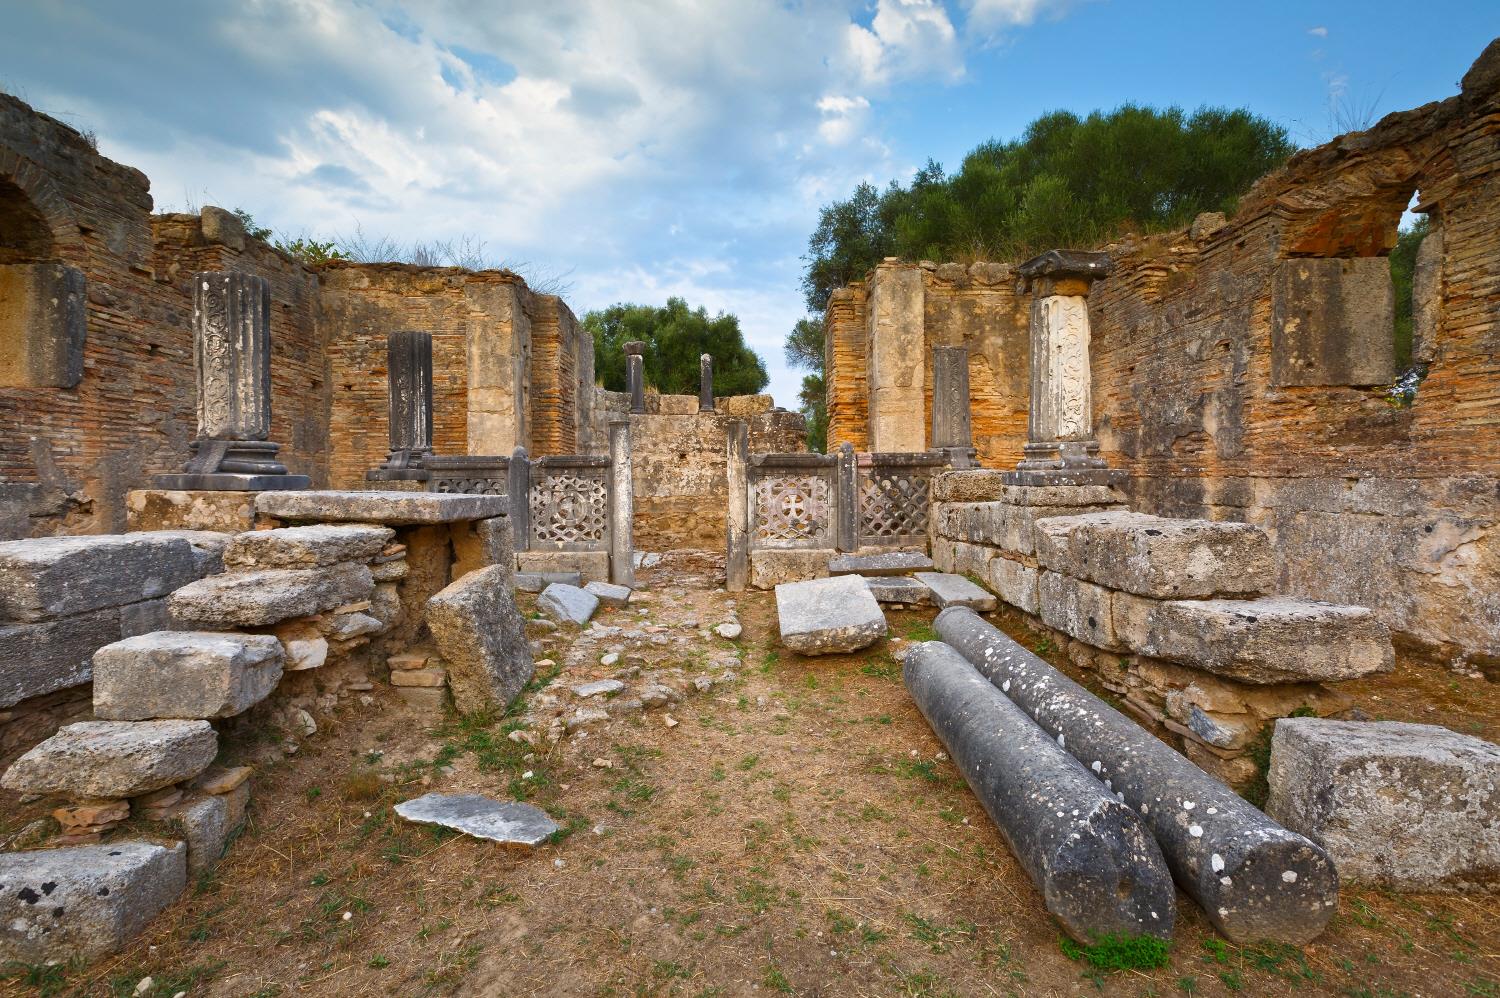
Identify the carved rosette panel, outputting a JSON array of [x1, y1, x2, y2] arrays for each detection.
[[859, 469, 932, 541], [1045, 295, 1091, 441], [432, 477, 507, 496], [752, 475, 832, 547], [530, 473, 607, 547]]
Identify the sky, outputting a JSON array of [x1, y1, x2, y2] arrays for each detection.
[[1, 1, 1495, 407]]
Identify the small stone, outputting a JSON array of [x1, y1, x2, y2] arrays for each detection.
[[53, 799, 130, 829], [387, 652, 430, 671], [370, 559, 408, 582], [664, 714, 679, 728], [291, 708, 317, 737], [592, 758, 613, 768], [395, 793, 558, 845], [572, 679, 625, 698], [601, 652, 620, 667], [391, 668, 447, 688], [566, 707, 610, 731], [714, 621, 743, 640], [274, 620, 329, 672], [193, 766, 252, 795], [325, 612, 382, 641]]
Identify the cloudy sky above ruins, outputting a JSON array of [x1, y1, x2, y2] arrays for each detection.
[[1, 0, 1492, 406]]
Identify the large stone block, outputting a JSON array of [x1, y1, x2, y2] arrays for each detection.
[[776, 575, 887, 655], [1136, 596, 1394, 684], [913, 572, 997, 611], [168, 562, 374, 628], [516, 549, 611, 584], [1038, 571, 1121, 651], [1034, 510, 1274, 599], [126, 489, 257, 533], [426, 564, 534, 713], [749, 548, 833, 589], [537, 583, 599, 625], [255, 490, 509, 525], [1271, 257, 1395, 387], [0, 534, 201, 622], [2, 720, 217, 798], [0, 842, 187, 963], [931, 469, 1010, 503], [988, 557, 1039, 615], [1267, 719, 1500, 891], [93, 631, 284, 720], [827, 550, 934, 576], [134, 529, 232, 576], [223, 524, 394, 569], [0, 607, 120, 708]]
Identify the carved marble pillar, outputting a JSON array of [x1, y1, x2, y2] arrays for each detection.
[[699, 353, 714, 412], [367, 330, 433, 482], [930, 345, 976, 468], [625, 340, 646, 413], [1005, 250, 1122, 487], [156, 271, 309, 491]]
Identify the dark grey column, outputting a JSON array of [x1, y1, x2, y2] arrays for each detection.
[[507, 446, 531, 552], [930, 345, 977, 468], [725, 421, 749, 592], [904, 641, 1175, 942], [367, 330, 433, 482], [608, 419, 636, 587], [835, 442, 858, 552], [934, 606, 1339, 945], [156, 271, 308, 491], [625, 340, 646, 414], [698, 353, 714, 412]]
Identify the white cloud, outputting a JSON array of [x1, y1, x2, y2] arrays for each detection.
[[962, 0, 1062, 35], [845, 0, 963, 86], [1308, 25, 1328, 38], [817, 95, 872, 145]]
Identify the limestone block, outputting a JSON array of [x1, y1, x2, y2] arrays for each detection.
[[391, 668, 448, 688], [749, 548, 833, 589], [0, 606, 126, 708], [369, 583, 403, 631], [827, 551, 934, 576], [161, 792, 237, 876], [224, 524, 394, 570], [131, 530, 232, 577], [537, 583, 599, 625], [254, 490, 509, 525], [914, 572, 997, 611], [1267, 719, 1500, 891], [1038, 571, 1122, 651], [989, 557, 1039, 615], [1033, 510, 1274, 599], [1271, 257, 1396, 387], [776, 575, 886, 655], [426, 564, 534, 713], [866, 265, 926, 452], [1137, 597, 1394, 684], [168, 562, 374, 628], [516, 549, 611, 584], [126, 489, 257, 534], [0, 534, 201, 622], [948, 541, 997, 581], [585, 581, 632, 608], [325, 611, 382, 641], [371, 558, 408, 582], [515, 571, 582, 593], [0, 842, 187, 963], [273, 620, 329, 671], [931, 469, 1010, 503], [929, 537, 956, 574], [2, 720, 217, 798], [92, 631, 284, 720], [859, 575, 933, 605]]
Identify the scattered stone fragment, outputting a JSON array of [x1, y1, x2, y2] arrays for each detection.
[[567, 707, 610, 731], [325, 611, 382, 641], [223, 524, 393, 570], [0, 533, 201, 622], [291, 708, 317, 738], [572, 679, 625, 698], [391, 668, 448, 688], [775, 575, 887, 655], [515, 571, 583, 593], [591, 758, 613, 768], [600, 652, 619, 667], [2, 720, 217, 799], [394, 793, 558, 845], [715, 621, 743, 640], [168, 562, 374, 628], [273, 620, 329, 671], [426, 565, 533, 714], [664, 714, 679, 728], [193, 766, 252, 795], [828, 550, 935, 577], [387, 652, 429, 671], [537, 583, 599, 625], [92, 631, 283, 720], [913, 572, 997, 611], [584, 581, 632, 607], [370, 558, 408, 582], [859, 575, 933, 605]]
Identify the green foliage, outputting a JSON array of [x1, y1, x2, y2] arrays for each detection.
[[584, 297, 768, 397], [785, 316, 825, 371], [799, 373, 827, 452], [232, 207, 272, 241], [274, 236, 346, 265], [1388, 215, 1430, 372], [1058, 933, 1172, 972]]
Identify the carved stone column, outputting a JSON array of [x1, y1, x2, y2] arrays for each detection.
[[930, 344, 976, 468], [699, 353, 714, 412], [608, 419, 636, 587], [725, 421, 749, 592], [625, 340, 646, 414], [1005, 250, 1122, 487], [156, 271, 309, 491], [367, 330, 433, 482]]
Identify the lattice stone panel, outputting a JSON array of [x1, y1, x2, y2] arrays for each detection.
[[859, 469, 933, 543], [752, 474, 832, 547], [432, 477, 506, 496], [530, 473, 608, 547]]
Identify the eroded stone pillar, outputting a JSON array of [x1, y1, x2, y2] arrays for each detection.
[[367, 330, 433, 482], [725, 421, 749, 592], [607, 419, 636, 587], [866, 261, 925, 453], [1006, 250, 1120, 486], [930, 344, 976, 468], [625, 340, 646, 414], [156, 272, 308, 491], [699, 353, 714, 412]]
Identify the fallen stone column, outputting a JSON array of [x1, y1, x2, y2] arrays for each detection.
[[934, 606, 1338, 944], [903, 640, 1175, 942]]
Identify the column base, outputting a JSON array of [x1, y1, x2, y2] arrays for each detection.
[[1001, 468, 1128, 487], [1005, 439, 1125, 487], [152, 473, 311, 492]]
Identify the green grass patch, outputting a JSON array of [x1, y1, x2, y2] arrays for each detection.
[[1058, 933, 1172, 972]]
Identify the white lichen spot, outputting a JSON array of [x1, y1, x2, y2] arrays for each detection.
[[1282, 870, 1298, 883], [1189, 824, 1203, 837], [1056, 733, 1065, 748], [1211, 854, 1225, 873], [1001, 679, 1011, 692], [1221, 877, 1233, 886], [1091, 760, 1102, 773], [1183, 800, 1195, 810]]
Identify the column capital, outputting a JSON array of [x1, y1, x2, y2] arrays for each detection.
[[1018, 249, 1112, 297]]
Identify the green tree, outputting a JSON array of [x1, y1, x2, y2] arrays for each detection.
[[584, 297, 768, 397], [1388, 215, 1430, 372], [798, 373, 828, 454]]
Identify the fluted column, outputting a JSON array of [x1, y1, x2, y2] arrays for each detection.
[[698, 353, 714, 412], [625, 340, 646, 413], [367, 330, 433, 481]]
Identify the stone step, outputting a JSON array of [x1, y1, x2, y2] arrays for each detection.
[[912, 572, 997, 611], [1, 720, 218, 799], [827, 550, 934, 577], [224, 524, 394, 570], [168, 562, 373, 628], [858, 575, 933, 605], [92, 631, 284, 720], [516, 571, 583, 593], [0, 533, 203, 623], [775, 575, 886, 655]]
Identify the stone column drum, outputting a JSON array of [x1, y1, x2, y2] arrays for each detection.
[[625, 340, 646, 414], [156, 271, 308, 491], [367, 330, 433, 482]]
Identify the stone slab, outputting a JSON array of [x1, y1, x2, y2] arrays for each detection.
[[2, 720, 218, 799], [750, 548, 834, 589], [0, 533, 202, 622], [394, 793, 558, 845], [584, 581, 632, 608], [775, 575, 887, 655], [572, 679, 626, 698], [859, 575, 933, 605], [92, 631, 284, 720], [515, 571, 582, 593], [0, 606, 121, 708], [168, 562, 374, 628], [517, 549, 610, 584], [223, 524, 394, 569], [828, 551, 935, 577], [0, 842, 187, 963], [913, 572, 997, 611], [1267, 719, 1500, 891], [255, 490, 509, 525], [426, 564, 533, 713], [537, 583, 599, 625]]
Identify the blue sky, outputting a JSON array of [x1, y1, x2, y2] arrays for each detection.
[[1, 1, 1494, 406]]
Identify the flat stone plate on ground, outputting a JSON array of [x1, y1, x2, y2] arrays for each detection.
[[585, 581, 632, 607], [572, 679, 625, 698], [538, 583, 599, 625], [828, 551, 935, 577], [255, 490, 509, 525], [517, 572, 583, 593], [775, 574, 887, 655], [394, 793, 558, 845], [859, 575, 933, 605], [914, 572, 997, 611]]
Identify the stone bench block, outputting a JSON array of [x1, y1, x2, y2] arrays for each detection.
[[427, 564, 533, 713], [828, 550, 934, 576], [1267, 718, 1500, 891], [255, 490, 509, 525], [132, 529, 232, 575], [1034, 510, 1274, 599], [859, 575, 933, 605], [537, 583, 599, 625], [168, 562, 374, 628], [776, 575, 886, 655], [914, 572, 997, 612], [988, 557, 1039, 615], [2, 720, 217, 799], [1039, 571, 1122, 651], [0, 534, 202, 622], [224, 524, 394, 569], [0, 842, 187, 963], [93, 631, 284, 720]]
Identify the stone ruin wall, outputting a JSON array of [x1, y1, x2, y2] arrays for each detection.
[[826, 44, 1500, 669]]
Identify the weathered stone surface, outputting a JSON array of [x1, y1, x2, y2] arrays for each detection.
[[936, 607, 1339, 944], [326, 611, 382, 640], [223, 524, 393, 569], [988, 557, 1039, 615], [390, 668, 447, 688], [517, 549, 610, 583], [2, 720, 218, 799], [1038, 571, 1123, 651], [1271, 256, 1395, 387], [426, 564, 533, 713], [537, 583, 599, 625], [133, 529, 232, 576], [394, 793, 558, 845], [126, 490, 258, 534], [572, 679, 625, 698], [160, 792, 238, 876], [168, 562, 374, 628], [750, 548, 833, 589], [938, 495, 1124, 558], [0, 534, 201, 622], [1136, 597, 1394, 684], [776, 575, 886, 655], [913, 572, 997, 611], [92, 631, 283, 720], [0, 606, 122, 708], [931, 470, 1011, 503], [859, 575, 933, 605], [1267, 719, 1500, 891], [584, 581, 632, 608], [1034, 510, 1274, 599], [515, 571, 582, 593], [0, 842, 187, 963], [273, 620, 329, 671], [828, 551, 934, 577], [255, 490, 509, 525], [905, 641, 1175, 941]]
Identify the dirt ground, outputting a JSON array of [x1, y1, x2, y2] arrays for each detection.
[[3, 554, 1497, 997]]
